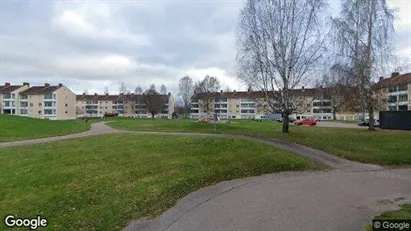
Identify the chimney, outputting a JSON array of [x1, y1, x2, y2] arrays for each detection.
[[22, 82, 30, 87], [131, 93, 134, 95], [302, 86, 305, 92], [233, 90, 236, 93], [391, 72, 400, 78], [58, 83, 63, 87], [194, 91, 197, 94], [44, 83, 50, 87], [5, 82, 10, 86], [168, 92, 171, 96], [220, 90, 223, 93], [83, 92, 86, 95], [106, 93, 109, 96], [120, 93, 124, 96], [379, 76, 384, 82], [208, 91, 210, 93], [94, 93, 98, 96]]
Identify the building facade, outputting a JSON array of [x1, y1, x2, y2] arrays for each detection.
[[76, 93, 175, 118], [377, 72, 411, 111], [0, 82, 76, 120], [190, 88, 359, 121]]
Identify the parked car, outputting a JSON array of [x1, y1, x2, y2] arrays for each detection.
[[296, 118, 317, 126], [357, 118, 380, 127], [276, 116, 296, 123]]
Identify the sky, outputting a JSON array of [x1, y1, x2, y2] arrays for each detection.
[[0, 0, 410, 95]]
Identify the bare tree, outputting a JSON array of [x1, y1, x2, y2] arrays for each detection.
[[134, 86, 143, 95], [194, 75, 220, 114], [104, 86, 109, 95], [237, 0, 328, 133], [332, 0, 396, 130], [143, 87, 166, 119], [160, 84, 167, 95], [119, 82, 127, 94], [178, 76, 194, 115], [118, 82, 128, 115], [149, 84, 156, 92]]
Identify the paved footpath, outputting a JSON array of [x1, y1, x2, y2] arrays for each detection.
[[1, 122, 410, 231]]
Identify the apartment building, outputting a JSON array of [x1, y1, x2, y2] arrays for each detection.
[[18, 83, 76, 120], [76, 93, 175, 118], [376, 72, 411, 111], [190, 88, 357, 120], [0, 82, 76, 120], [0, 82, 30, 115]]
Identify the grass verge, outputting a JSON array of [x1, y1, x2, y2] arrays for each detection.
[[109, 118, 411, 166], [0, 115, 90, 142], [364, 204, 411, 231], [0, 133, 320, 230]]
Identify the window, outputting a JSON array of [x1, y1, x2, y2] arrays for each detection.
[[53, 94, 56, 99], [3, 93, 11, 99], [65, 111, 68, 114], [44, 94, 53, 100], [236, 105, 239, 107], [388, 106, 397, 111], [4, 101, 10, 107], [399, 105, 408, 111], [38, 111, 42, 114], [307, 104, 310, 107], [65, 104, 68, 107], [12, 94, 15, 99], [231, 116, 236, 119], [388, 95, 397, 103], [44, 102, 53, 107], [21, 95, 28, 100], [38, 103, 42, 106], [20, 109, 28, 114], [30, 103, 33, 107], [398, 94, 408, 102], [398, 85, 408, 91], [388, 86, 397, 92], [20, 102, 28, 107], [44, 109, 54, 115]]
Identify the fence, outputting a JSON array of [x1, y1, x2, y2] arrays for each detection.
[[379, 111, 411, 130]]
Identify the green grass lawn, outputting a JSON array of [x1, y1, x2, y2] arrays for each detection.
[[0, 115, 90, 142], [109, 118, 411, 166], [0, 133, 320, 230]]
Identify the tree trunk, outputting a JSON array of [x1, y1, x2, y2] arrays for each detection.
[[151, 113, 155, 119], [368, 107, 375, 130], [282, 113, 290, 133], [332, 107, 337, 120]]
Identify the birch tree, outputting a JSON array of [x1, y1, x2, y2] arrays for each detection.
[[236, 0, 328, 133], [332, 0, 395, 130]]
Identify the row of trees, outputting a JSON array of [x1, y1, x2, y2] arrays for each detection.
[[236, 0, 401, 132]]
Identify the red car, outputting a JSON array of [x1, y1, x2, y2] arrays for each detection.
[[296, 118, 317, 126]]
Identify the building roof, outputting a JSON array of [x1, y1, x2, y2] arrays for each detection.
[[20, 86, 62, 95], [191, 88, 318, 101], [376, 72, 411, 88], [0, 85, 24, 93], [76, 94, 169, 102]]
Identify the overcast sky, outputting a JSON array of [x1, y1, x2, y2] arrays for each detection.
[[0, 0, 410, 95]]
